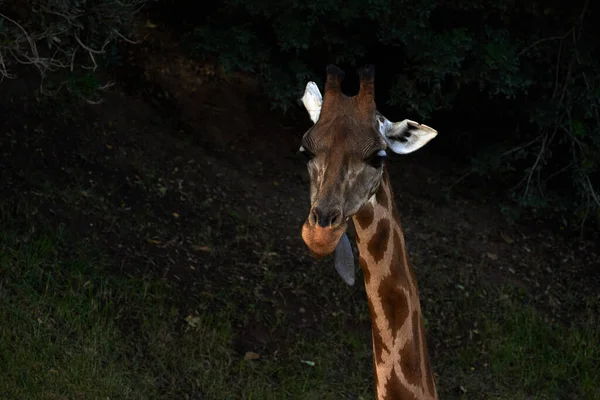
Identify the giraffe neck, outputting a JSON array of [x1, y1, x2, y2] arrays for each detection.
[[352, 170, 437, 400]]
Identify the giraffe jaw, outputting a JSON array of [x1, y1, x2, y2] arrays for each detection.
[[301, 221, 347, 258]]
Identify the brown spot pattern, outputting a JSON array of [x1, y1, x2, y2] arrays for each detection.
[[378, 276, 410, 339], [376, 185, 389, 209], [355, 202, 374, 229], [383, 372, 417, 400], [408, 263, 418, 294], [412, 311, 422, 355], [400, 338, 421, 387], [368, 299, 387, 365], [390, 184, 403, 225], [390, 231, 410, 291], [359, 255, 370, 285], [403, 312, 424, 386], [367, 219, 390, 263]]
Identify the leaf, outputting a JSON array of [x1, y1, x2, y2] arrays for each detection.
[[244, 352, 260, 360], [300, 360, 315, 367], [147, 239, 161, 245], [486, 252, 498, 260], [185, 315, 202, 327], [500, 232, 514, 244], [145, 20, 157, 28], [192, 245, 212, 252]]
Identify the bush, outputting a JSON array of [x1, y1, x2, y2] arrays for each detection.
[[179, 0, 600, 233], [0, 0, 153, 103]]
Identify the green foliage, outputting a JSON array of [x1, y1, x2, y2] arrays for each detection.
[[0, 0, 152, 102], [184, 0, 600, 231]]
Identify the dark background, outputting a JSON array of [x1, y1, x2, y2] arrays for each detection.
[[151, 0, 600, 234]]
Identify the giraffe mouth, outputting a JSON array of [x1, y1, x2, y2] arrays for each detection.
[[301, 221, 348, 258]]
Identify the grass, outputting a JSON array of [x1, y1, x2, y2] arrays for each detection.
[[1, 227, 599, 400], [430, 280, 600, 400], [485, 304, 600, 399], [0, 227, 376, 399]]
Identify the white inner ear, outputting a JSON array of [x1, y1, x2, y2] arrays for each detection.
[[377, 117, 438, 155], [301, 82, 322, 124]]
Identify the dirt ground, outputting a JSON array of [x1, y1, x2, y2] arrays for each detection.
[[1, 18, 599, 399]]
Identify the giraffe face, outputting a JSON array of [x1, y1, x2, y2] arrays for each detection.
[[298, 66, 438, 258], [300, 116, 387, 257]]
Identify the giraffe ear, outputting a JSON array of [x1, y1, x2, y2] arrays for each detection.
[[301, 81, 323, 124], [378, 118, 438, 155]]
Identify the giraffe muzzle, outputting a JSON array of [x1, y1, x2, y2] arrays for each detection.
[[302, 206, 347, 258]]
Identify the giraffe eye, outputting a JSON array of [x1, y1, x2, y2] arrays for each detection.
[[367, 150, 387, 168], [298, 145, 315, 160]]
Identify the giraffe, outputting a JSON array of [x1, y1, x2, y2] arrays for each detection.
[[298, 64, 439, 400]]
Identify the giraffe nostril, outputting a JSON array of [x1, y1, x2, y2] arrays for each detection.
[[309, 208, 319, 226], [329, 211, 342, 227], [311, 207, 343, 228]]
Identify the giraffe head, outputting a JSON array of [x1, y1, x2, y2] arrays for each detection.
[[299, 65, 438, 258]]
